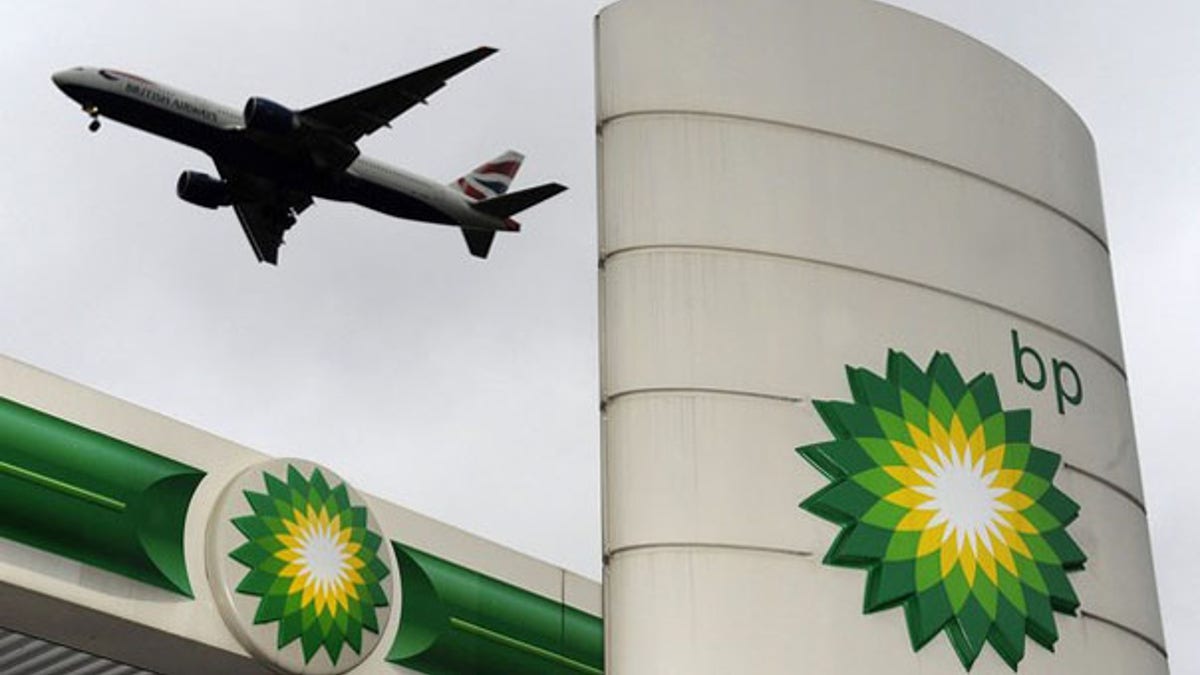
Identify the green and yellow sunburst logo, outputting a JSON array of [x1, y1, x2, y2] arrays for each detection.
[[797, 350, 1086, 671], [229, 465, 391, 665]]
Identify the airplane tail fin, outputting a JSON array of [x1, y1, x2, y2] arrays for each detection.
[[450, 150, 524, 200]]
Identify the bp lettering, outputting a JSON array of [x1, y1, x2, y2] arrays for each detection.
[[1011, 329, 1082, 415]]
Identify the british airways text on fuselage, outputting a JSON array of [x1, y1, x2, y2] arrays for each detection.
[[122, 81, 220, 125]]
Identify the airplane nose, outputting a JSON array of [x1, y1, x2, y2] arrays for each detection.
[[52, 68, 86, 95], [51, 70, 76, 95]]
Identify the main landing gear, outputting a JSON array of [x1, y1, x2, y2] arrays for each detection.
[[83, 104, 100, 132]]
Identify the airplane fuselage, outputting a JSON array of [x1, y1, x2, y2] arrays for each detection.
[[51, 67, 515, 234]]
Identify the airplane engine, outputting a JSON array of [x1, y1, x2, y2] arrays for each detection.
[[243, 97, 299, 134], [176, 171, 232, 209]]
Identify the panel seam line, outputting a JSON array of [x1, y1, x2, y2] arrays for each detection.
[[601, 389, 1145, 512], [601, 243, 1127, 379], [602, 387, 804, 408], [1063, 461, 1146, 512], [608, 542, 815, 559], [598, 109, 1109, 253], [605, 549, 1164, 656], [1079, 611, 1168, 658]]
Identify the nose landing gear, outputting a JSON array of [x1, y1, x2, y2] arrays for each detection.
[[83, 104, 100, 132]]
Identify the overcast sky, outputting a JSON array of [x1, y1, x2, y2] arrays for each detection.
[[1, 1, 1195, 671]]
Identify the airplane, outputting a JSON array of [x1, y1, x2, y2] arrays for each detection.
[[51, 47, 566, 264]]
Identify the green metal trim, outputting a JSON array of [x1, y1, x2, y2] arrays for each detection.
[[447, 618, 602, 675], [387, 543, 604, 675], [0, 396, 204, 596], [0, 458, 126, 511]]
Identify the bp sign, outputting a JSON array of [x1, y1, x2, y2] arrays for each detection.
[[797, 350, 1086, 671], [207, 458, 395, 674]]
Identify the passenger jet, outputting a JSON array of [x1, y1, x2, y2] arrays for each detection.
[[52, 47, 566, 263]]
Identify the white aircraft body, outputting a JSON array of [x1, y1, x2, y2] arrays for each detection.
[[52, 47, 566, 263]]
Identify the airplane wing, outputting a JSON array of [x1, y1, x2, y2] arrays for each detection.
[[232, 202, 295, 265], [300, 46, 497, 144], [216, 163, 313, 264]]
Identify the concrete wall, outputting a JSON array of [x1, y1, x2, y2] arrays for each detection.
[[596, 0, 1165, 672]]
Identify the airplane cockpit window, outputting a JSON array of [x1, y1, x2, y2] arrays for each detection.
[[99, 69, 154, 84]]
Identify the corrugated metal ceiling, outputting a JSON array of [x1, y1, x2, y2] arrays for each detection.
[[0, 627, 155, 675]]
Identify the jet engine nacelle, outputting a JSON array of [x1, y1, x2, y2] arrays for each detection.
[[176, 171, 231, 209], [243, 97, 299, 134]]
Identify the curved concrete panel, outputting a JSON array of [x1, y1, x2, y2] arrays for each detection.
[[603, 392, 820, 554], [605, 549, 1166, 674], [1056, 471, 1166, 647], [597, 0, 1105, 240], [600, 114, 1123, 363], [603, 251, 1143, 502], [603, 391, 1163, 647]]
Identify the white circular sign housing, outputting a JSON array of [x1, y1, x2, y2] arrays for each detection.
[[207, 458, 395, 674]]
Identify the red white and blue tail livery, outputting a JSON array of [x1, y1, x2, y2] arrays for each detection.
[[453, 150, 524, 200]]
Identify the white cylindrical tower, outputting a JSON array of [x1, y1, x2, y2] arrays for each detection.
[[596, 0, 1166, 673]]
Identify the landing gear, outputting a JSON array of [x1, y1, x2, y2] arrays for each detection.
[[83, 104, 100, 133]]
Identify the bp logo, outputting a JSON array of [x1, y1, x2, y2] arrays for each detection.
[[208, 458, 394, 674], [797, 351, 1086, 671]]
